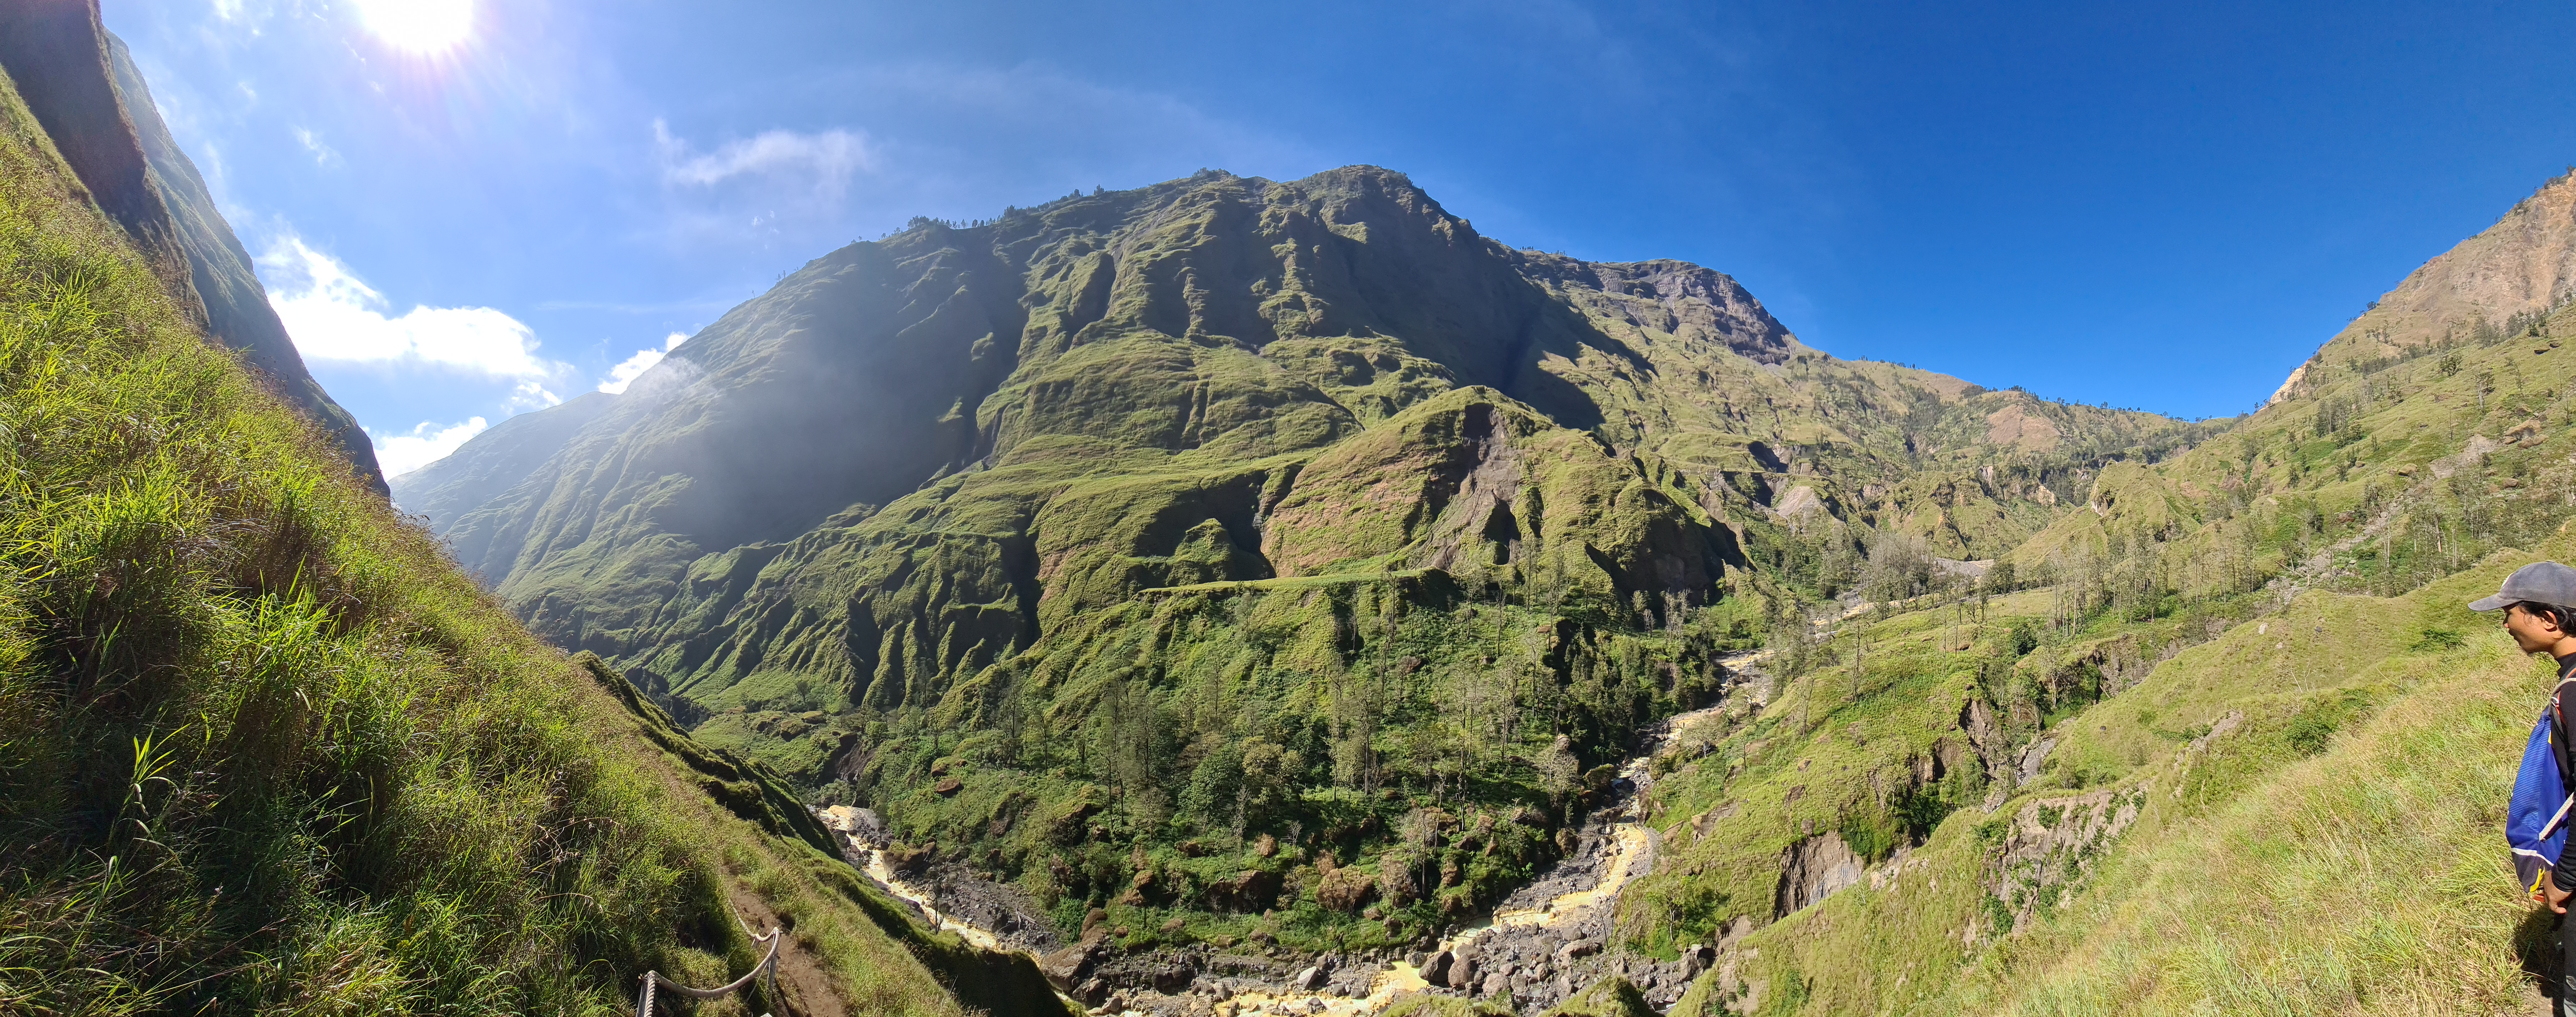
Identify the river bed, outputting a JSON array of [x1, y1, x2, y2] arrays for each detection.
[[817, 693, 1744, 1016]]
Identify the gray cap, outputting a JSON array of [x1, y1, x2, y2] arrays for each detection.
[[2469, 561, 2576, 611]]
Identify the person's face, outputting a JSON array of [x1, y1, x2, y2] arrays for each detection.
[[2506, 603, 2568, 653]]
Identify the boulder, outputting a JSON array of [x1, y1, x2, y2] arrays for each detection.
[[1316, 865, 1378, 913], [1420, 950, 1453, 983], [885, 842, 934, 876], [1446, 948, 1479, 990], [1205, 868, 1280, 912], [1037, 935, 1107, 991]]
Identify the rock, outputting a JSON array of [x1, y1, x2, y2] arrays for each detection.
[[932, 777, 962, 796], [1152, 963, 1194, 993], [1420, 950, 1452, 983], [1481, 971, 1509, 997], [886, 842, 935, 876], [1377, 853, 1421, 907], [1252, 833, 1278, 858], [1204, 868, 1279, 913], [1160, 916, 1187, 934], [1315, 865, 1377, 913], [1292, 965, 1328, 991], [1679, 942, 1715, 979], [1072, 977, 1110, 1006], [1036, 936, 1103, 990], [1446, 950, 1479, 990], [1772, 832, 1866, 917], [1556, 939, 1598, 962]]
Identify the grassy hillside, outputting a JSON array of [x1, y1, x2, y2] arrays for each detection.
[[1622, 174, 2576, 1015], [0, 51, 1064, 1017]]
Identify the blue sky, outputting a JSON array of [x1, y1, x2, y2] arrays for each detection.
[[104, 0, 2576, 476]]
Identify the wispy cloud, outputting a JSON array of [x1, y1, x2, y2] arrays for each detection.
[[373, 416, 486, 478], [292, 126, 338, 167], [258, 235, 563, 380], [654, 119, 874, 192], [534, 297, 731, 313], [648, 120, 879, 244], [598, 331, 688, 394]]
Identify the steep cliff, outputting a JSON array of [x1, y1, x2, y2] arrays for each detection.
[[0, 0, 383, 491]]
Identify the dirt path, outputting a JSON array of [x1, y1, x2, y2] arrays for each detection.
[[725, 886, 849, 1017]]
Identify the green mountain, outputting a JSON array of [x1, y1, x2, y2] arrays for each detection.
[[398, 164, 2206, 956], [0, 9, 1066, 1014]]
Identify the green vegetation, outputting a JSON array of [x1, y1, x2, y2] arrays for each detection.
[[0, 55, 1065, 1017], [405, 164, 2205, 950], [1632, 171, 2576, 1013]]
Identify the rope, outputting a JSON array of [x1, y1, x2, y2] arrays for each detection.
[[636, 922, 784, 1017]]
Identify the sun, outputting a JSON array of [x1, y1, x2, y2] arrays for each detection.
[[351, 0, 473, 53]]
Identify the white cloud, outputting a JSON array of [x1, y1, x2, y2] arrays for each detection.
[[506, 379, 563, 411], [373, 417, 486, 478], [258, 235, 560, 380], [654, 119, 873, 193], [598, 331, 688, 394], [649, 121, 877, 244], [292, 126, 339, 167]]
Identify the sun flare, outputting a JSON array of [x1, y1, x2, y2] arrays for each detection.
[[351, 0, 473, 53]]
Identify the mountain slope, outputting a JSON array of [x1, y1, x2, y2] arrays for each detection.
[[0, 0, 383, 492], [1632, 172, 2576, 1016], [0, 22, 1063, 1016], [398, 165, 2202, 961]]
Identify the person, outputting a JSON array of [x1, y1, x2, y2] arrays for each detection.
[[2476, 561, 2576, 1013]]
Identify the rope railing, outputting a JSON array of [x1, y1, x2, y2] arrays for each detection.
[[637, 917, 784, 1017]]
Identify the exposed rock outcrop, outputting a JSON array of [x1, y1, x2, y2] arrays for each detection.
[[1772, 832, 1866, 917]]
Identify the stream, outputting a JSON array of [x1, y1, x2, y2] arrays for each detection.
[[817, 664, 1759, 1016]]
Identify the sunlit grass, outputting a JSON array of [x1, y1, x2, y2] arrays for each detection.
[[0, 66, 1017, 1017]]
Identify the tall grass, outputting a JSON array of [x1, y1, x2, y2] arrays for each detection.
[[0, 77, 759, 1015]]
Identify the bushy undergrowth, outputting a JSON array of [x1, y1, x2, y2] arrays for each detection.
[[816, 577, 1729, 951], [0, 93, 758, 1015]]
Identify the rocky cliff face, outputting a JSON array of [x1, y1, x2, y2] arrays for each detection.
[[2273, 168, 2576, 405], [0, 1, 383, 491]]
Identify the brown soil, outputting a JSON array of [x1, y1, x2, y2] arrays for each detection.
[[726, 883, 849, 1017]]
